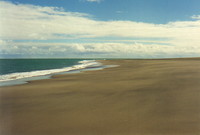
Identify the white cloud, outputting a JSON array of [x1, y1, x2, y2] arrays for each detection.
[[191, 15, 200, 20], [0, 41, 199, 58], [1, 1, 200, 42], [85, 0, 103, 3], [0, 1, 200, 58], [116, 11, 123, 14]]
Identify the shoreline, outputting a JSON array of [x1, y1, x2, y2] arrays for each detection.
[[0, 60, 108, 87], [1, 58, 200, 135], [0, 57, 199, 87]]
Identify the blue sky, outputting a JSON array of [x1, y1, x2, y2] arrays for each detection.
[[0, 0, 200, 58], [5, 0, 200, 23]]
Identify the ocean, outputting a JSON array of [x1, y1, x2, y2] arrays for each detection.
[[0, 59, 103, 86]]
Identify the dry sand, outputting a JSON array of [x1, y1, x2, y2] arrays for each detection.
[[0, 59, 200, 135]]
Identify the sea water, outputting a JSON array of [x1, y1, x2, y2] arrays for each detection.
[[0, 59, 103, 86]]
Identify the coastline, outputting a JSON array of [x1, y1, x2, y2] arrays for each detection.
[[0, 59, 106, 87], [1, 58, 200, 135]]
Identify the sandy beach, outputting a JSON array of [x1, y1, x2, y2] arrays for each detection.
[[0, 59, 200, 135]]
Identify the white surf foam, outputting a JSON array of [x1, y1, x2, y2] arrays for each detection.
[[0, 60, 101, 82]]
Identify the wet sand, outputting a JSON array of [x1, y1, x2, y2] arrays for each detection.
[[1, 58, 200, 135]]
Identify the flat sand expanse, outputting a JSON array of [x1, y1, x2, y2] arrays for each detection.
[[1, 59, 200, 135]]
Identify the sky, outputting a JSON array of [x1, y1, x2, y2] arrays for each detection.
[[0, 0, 200, 58]]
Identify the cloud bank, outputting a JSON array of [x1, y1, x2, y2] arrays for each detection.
[[0, 1, 200, 58]]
